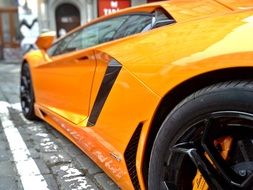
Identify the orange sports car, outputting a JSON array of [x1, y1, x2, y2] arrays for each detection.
[[20, 0, 253, 189]]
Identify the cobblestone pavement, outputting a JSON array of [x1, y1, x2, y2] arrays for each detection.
[[0, 62, 120, 190]]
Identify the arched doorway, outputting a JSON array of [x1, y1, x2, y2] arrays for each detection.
[[55, 3, 80, 37]]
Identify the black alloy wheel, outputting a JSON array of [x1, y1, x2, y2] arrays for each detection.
[[20, 63, 37, 120], [148, 81, 253, 190]]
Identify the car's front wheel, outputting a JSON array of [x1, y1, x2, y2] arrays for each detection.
[[149, 81, 253, 190], [20, 63, 37, 120]]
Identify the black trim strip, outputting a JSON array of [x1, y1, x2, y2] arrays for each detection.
[[124, 123, 142, 190], [88, 59, 122, 126]]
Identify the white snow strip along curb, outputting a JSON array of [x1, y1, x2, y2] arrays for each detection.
[[0, 101, 49, 190]]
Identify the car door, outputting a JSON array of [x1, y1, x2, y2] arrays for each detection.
[[33, 26, 98, 125], [34, 15, 130, 125]]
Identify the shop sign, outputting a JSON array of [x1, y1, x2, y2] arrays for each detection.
[[98, 0, 130, 16]]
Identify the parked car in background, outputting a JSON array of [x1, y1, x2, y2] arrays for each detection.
[[21, 0, 253, 189]]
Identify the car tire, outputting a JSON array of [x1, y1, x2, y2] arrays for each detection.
[[148, 80, 253, 190], [20, 63, 37, 120]]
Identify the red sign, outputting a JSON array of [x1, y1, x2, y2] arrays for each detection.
[[98, 0, 130, 17], [147, 0, 166, 2]]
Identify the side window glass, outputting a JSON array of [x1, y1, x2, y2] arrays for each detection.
[[114, 14, 152, 40], [97, 16, 129, 44], [47, 32, 78, 56], [66, 24, 99, 51], [47, 42, 58, 56], [61, 15, 129, 52], [47, 13, 158, 57]]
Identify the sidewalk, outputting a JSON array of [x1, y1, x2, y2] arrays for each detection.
[[0, 60, 22, 65]]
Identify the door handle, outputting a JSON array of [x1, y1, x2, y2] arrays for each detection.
[[76, 56, 89, 61]]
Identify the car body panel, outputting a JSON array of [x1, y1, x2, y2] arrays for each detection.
[[23, 1, 253, 189], [31, 49, 97, 125], [216, 0, 253, 10], [33, 65, 160, 189], [93, 9, 253, 189], [161, 0, 231, 22], [97, 10, 253, 97]]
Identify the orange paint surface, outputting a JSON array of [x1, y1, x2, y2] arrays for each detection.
[[23, 0, 253, 189]]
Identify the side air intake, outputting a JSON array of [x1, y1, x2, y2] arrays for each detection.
[[124, 124, 142, 190]]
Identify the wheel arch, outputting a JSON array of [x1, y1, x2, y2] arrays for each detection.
[[22, 55, 36, 68], [142, 66, 253, 186], [21, 58, 34, 83], [21, 57, 39, 105], [22, 59, 27, 66], [22, 49, 46, 68]]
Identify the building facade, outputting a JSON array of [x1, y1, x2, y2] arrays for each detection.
[[0, 0, 165, 60], [38, 0, 97, 37], [0, 0, 20, 60]]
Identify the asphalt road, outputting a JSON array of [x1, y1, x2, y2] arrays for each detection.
[[0, 62, 120, 190]]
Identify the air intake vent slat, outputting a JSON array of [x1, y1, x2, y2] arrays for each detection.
[[124, 124, 142, 190]]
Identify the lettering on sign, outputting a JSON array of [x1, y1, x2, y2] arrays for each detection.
[[111, 1, 118, 8], [98, 0, 130, 16], [103, 8, 120, 15]]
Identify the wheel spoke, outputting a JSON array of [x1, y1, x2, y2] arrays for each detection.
[[172, 142, 228, 189], [200, 117, 250, 188], [171, 113, 253, 190], [20, 65, 33, 114], [161, 181, 169, 190], [201, 118, 243, 186], [240, 173, 253, 188], [20, 87, 30, 100], [21, 76, 29, 88], [238, 140, 250, 162]]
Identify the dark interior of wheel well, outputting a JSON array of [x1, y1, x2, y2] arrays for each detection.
[[142, 67, 253, 188]]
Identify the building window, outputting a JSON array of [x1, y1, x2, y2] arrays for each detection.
[[0, 7, 19, 48]]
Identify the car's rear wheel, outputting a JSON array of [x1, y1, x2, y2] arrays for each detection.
[[148, 81, 253, 190], [20, 63, 37, 120]]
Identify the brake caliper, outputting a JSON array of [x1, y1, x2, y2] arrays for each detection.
[[192, 136, 233, 190]]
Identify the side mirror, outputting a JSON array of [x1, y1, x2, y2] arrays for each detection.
[[35, 31, 56, 50]]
